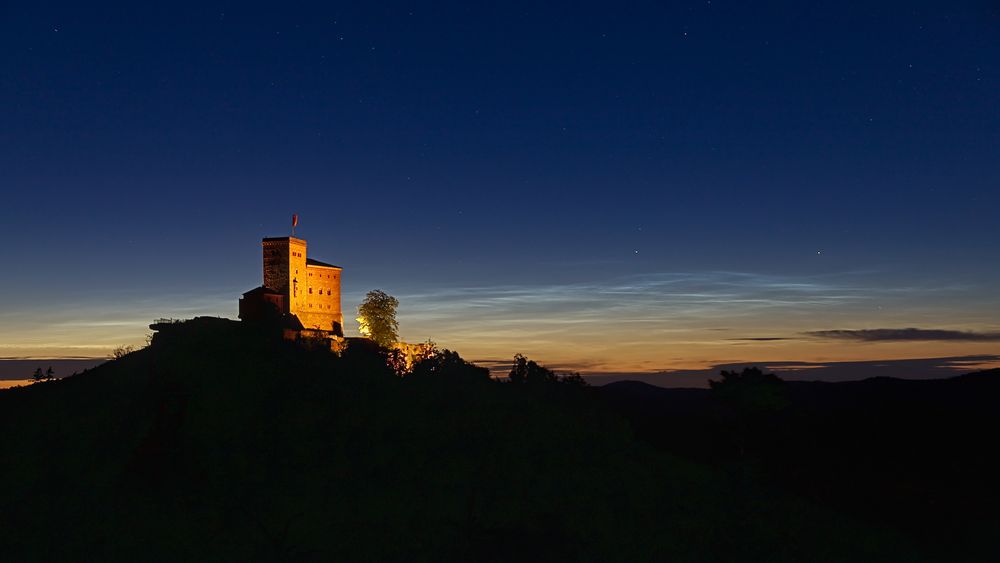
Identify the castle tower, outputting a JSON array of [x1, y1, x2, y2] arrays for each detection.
[[257, 236, 343, 334], [262, 237, 308, 314]]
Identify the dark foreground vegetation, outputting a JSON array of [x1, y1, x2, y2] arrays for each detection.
[[1, 318, 997, 561]]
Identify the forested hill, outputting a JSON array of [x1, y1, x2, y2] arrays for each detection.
[[0, 317, 993, 561], [598, 367, 1000, 560]]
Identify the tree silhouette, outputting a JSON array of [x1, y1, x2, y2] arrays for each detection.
[[112, 345, 136, 360], [507, 354, 589, 386], [559, 372, 589, 387], [386, 348, 408, 376], [709, 366, 788, 415], [508, 354, 558, 384], [32, 367, 44, 382], [358, 289, 399, 348], [45, 366, 55, 381], [410, 349, 490, 381]]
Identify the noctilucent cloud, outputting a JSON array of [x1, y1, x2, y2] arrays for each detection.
[[2, 2, 998, 382]]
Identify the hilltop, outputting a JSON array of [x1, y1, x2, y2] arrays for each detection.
[[0, 318, 995, 561]]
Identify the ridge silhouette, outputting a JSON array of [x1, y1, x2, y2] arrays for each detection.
[[0, 317, 996, 560]]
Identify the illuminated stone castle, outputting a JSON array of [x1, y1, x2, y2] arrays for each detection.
[[239, 236, 344, 337]]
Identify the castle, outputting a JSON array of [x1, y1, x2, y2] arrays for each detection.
[[239, 236, 344, 339]]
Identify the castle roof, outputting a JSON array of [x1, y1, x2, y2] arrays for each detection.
[[262, 236, 306, 243], [242, 286, 282, 297], [306, 258, 341, 269]]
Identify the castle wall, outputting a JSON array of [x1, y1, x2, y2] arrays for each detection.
[[288, 239, 308, 314], [301, 264, 343, 332]]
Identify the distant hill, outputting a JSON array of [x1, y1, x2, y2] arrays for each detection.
[[600, 368, 1000, 412], [598, 380, 712, 416], [597, 368, 1000, 559], [0, 358, 107, 381], [0, 318, 993, 561]]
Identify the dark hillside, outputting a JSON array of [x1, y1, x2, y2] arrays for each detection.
[[598, 370, 1000, 560], [0, 318, 962, 561]]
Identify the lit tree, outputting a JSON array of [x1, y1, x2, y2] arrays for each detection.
[[357, 289, 399, 348]]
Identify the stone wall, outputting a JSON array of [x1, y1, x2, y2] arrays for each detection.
[[299, 263, 343, 332]]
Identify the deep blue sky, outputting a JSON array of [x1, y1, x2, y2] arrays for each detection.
[[2, 1, 998, 380]]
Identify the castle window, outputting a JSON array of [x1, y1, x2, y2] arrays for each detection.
[[308, 288, 313, 294]]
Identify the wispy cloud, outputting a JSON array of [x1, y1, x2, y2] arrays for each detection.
[[805, 328, 1000, 342], [386, 271, 880, 334], [0, 288, 238, 355], [377, 270, 980, 353]]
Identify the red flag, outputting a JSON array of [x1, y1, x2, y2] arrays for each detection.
[[292, 214, 299, 228]]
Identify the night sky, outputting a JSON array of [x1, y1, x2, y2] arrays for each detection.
[[2, 2, 998, 384]]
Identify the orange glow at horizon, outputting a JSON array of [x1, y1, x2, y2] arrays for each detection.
[[1, 269, 998, 382]]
